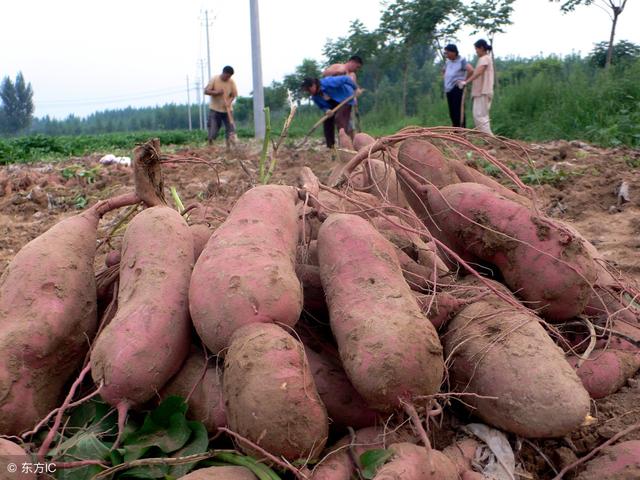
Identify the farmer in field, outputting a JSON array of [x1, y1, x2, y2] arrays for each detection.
[[322, 55, 363, 83], [459, 39, 494, 135], [442, 44, 473, 128], [302, 75, 358, 149], [204, 65, 238, 147], [323, 55, 364, 133]]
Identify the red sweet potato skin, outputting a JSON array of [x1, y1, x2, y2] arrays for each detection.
[[223, 323, 329, 461], [160, 347, 226, 432], [443, 293, 591, 438], [577, 440, 640, 480], [189, 185, 303, 354], [373, 443, 459, 480], [0, 210, 100, 435], [305, 346, 378, 430], [91, 206, 193, 408], [190, 223, 212, 261], [318, 214, 444, 411], [428, 182, 597, 320], [568, 349, 640, 399]]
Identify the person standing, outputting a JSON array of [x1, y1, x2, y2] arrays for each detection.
[[322, 55, 363, 83], [442, 44, 473, 128], [204, 65, 238, 146], [301, 75, 358, 149], [460, 39, 494, 135]]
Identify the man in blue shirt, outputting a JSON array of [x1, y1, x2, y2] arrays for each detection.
[[302, 75, 357, 148]]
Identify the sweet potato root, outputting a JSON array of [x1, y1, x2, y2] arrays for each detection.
[[91, 205, 193, 413], [0, 194, 138, 435], [318, 214, 444, 411], [223, 323, 328, 461], [160, 346, 226, 432], [443, 287, 591, 437], [428, 182, 597, 320], [372, 443, 458, 480], [190, 185, 303, 354], [305, 346, 378, 430], [568, 349, 640, 399]]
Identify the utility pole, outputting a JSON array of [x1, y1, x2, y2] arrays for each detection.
[[186, 75, 192, 131], [249, 0, 265, 139], [204, 10, 213, 81], [195, 79, 203, 131], [199, 59, 207, 131]]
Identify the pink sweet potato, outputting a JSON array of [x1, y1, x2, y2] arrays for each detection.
[[451, 160, 529, 206], [372, 443, 458, 480], [568, 349, 640, 399], [105, 249, 121, 267], [353, 132, 376, 151], [362, 158, 410, 208], [398, 138, 459, 189], [223, 323, 328, 461], [413, 292, 468, 329], [0, 439, 35, 480], [179, 466, 257, 480], [295, 264, 327, 312], [160, 346, 226, 432], [310, 426, 417, 480], [427, 182, 597, 320], [190, 185, 303, 354], [442, 437, 483, 479], [338, 128, 354, 151], [576, 440, 640, 480], [190, 223, 213, 261], [305, 346, 378, 430], [443, 289, 591, 437], [91, 205, 193, 414], [318, 214, 444, 411], [0, 195, 137, 435]]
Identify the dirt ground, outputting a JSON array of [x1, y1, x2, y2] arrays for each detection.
[[1, 136, 639, 478]]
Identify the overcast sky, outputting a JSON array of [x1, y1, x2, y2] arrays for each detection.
[[1, 0, 638, 119]]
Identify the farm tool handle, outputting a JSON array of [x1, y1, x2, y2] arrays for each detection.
[[296, 90, 361, 148]]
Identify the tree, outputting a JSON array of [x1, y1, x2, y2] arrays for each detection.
[[589, 39, 640, 67], [283, 58, 322, 103], [0, 72, 34, 134], [463, 0, 516, 54], [551, 0, 628, 68], [264, 81, 288, 111], [380, 0, 461, 114]]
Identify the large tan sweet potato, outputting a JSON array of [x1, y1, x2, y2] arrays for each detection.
[[179, 466, 257, 480], [0, 195, 137, 435], [443, 287, 591, 437], [318, 214, 444, 411], [190, 185, 303, 354], [427, 182, 597, 320], [91, 205, 193, 414], [223, 323, 328, 461], [373, 443, 458, 480]]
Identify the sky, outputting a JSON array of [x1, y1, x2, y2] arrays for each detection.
[[1, 0, 638, 119]]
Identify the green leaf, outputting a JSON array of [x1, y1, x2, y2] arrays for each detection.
[[360, 449, 393, 479], [168, 422, 209, 478], [52, 433, 111, 480]]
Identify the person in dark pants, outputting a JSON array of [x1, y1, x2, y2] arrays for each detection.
[[204, 65, 238, 147], [301, 76, 358, 148], [442, 44, 473, 128]]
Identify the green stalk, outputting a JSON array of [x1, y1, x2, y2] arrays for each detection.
[[170, 186, 185, 213], [214, 453, 281, 480], [258, 107, 272, 184]]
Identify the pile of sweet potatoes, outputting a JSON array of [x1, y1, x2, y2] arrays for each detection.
[[1, 133, 639, 480]]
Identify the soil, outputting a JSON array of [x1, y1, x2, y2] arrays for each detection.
[[1, 136, 640, 479]]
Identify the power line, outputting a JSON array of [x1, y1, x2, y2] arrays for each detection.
[[37, 87, 190, 106]]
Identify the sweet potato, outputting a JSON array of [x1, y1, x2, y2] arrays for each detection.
[[576, 440, 640, 480], [353, 132, 376, 151], [414, 292, 468, 329], [190, 223, 213, 261], [91, 205, 193, 415], [568, 349, 640, 399], [427, 182, 597, 320], [317, 214, 444, 411], [338, 128, 354, 151], [105, 249, 121, 267], [372, 443, 458, 480], [362, 159, 410, 208], [442, 438, 483, 479], [0, 439, 35, 480], [398, 138, 459, 189], [310, 426, 417, 480], [0, 195, 137, 435], [160, 346, 226, 432], [295, 264, 327, 312], [450, 160, 529, 206], [190, 185, 302, 355], [443, 288, 591, 437], [179, 466, 257, 480], [305, 346, 378, 430], [223, 323, 328, 461]]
